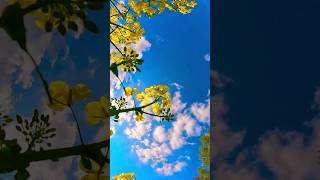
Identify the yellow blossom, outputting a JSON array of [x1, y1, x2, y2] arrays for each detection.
[[135, 114, 145, 122], [48, 81, 91, 112], [85, 97, 109, 125], [136, 92, 145, 101], [125, 87, 133, 97]]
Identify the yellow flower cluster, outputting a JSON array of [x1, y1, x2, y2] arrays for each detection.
[[48, 81, 91, 112], [112, 173, 136, 180], [128, 0, 197, 17], [111, 47, 141, 72], [136, 85, 171, 115], [110, 7, 144, 45], [85, 97, 109, 125], [125, 87, 138, 97]]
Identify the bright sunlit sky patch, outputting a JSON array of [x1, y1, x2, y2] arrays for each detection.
[[110, 0, 210, 179]]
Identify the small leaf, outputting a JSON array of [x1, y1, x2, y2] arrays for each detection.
[[83, 20, 99, 34], [110, 63, 118, 77], [16, 126, 22, 132], [80, 156, 92, 170], [0, 128, 5, 140], [45, 21, 53, 32], [1, 3, 26, 49], [68, 21, 78, 31], [14, 169, 30, 180], [57, 24, 66, 36]]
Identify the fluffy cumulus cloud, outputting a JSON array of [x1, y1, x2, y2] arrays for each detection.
[[169, 113, 202, 150], [153, 126, 167, 143], [257, 119, 320, 180], [156, 161, 187, 176], [132, 142, 172, 164], [212, 72, 320, 180], [125, 121, 152, 140], [191, 99, 210, 124], [170, 91, 187, 113]]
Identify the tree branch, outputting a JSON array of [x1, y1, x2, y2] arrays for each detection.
[[0, 140, 109, 172]]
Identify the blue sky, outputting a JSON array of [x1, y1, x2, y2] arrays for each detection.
[[213, 0, 320, 178], [110, 0, 210, 179]]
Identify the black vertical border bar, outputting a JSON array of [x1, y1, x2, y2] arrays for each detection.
[[210, 0, 214, 179], [106, 0, 111, 177]]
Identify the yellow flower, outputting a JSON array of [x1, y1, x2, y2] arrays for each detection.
[[136, 92, 145, 101], [72, 84, 91, 102], [125, 87, 133, 97], [152, 103, 161, 115], [135, 114, 145, 122], [112, 173, 136, 180], [85, 97, 109, 125], [141, 100, 150, 110], [132, 88, 138, 95], [162, 99, 171, 109], [48, 81, 70, 111], [48, 81, 91, 112]]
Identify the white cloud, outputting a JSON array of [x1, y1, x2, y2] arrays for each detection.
[[191, 99, 210, 124], [130, 36, 151, 58], [257, 119, 320, 180], [212, 70, 234, 89], [170, 91, 187, 113], [204, 53, 210, 62], [169, 113, 202, 150], [171, 82, 183, 90], [153, 126, 167, 143], [132, 142, 172, 164], [125, 121, 152, 140], [156, 161, 187, 176]]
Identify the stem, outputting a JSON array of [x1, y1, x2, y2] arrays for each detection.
[[140, 110, 168, 118], [114, 97, 160, 115], [110, 22, 135, 33], [0, 140, 109, 171], [69, 106, 85, 145], [110, 40, 124, 56], [110, 0, 125, 19], [24, 48, 53, 104]]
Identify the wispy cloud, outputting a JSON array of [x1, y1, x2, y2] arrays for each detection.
[[204, 53, 210, 62]]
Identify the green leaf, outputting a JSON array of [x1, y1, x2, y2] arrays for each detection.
[[87, 1, 105, 10], [16, 115, 23, 124], [45, 21, 53, 32], [57, 24, 66, 36], [0, 3, 26, 49], [110, 63, 119, 77], [68, 21, 78, 31], [83, 20, 99, 34], [0, 128, 5, 140], [15, 169, 30, 180], [16, 125, 22, 132], [80, 156, 92, 170]]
